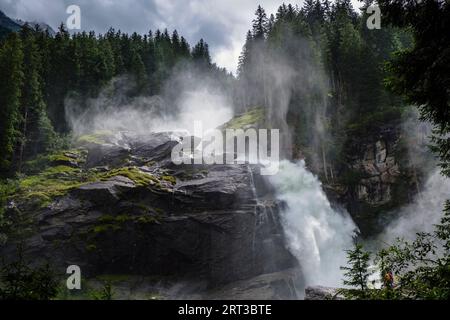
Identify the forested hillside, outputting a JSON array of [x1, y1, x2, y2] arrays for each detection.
[[0, 0, 431, 240], [0, 22, 228, 177], [0, 1, 415, 183], [0, 0, 448, 301], [234, 1, 426, 234], [237, 0, 411, 172]]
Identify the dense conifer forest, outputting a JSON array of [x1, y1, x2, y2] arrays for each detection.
[[0, 0, 448, 301]]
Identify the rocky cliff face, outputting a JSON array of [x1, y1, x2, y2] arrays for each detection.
[[324, 123, 430, 236], [0, 131, 300, 299], [351, 137, 400, 206]]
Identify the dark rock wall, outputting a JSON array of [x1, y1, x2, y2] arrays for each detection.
[[1, 132, 298, 293], [322, 123, 432, 236]]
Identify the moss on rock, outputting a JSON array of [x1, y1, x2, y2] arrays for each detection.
[[223, 107, 265, 129], [16, 165, 86, 207], [76, 130, 114, 146], [161, 175, 176, 185], [22, 149, 86, 174], [100, 167, 159, 187], [92, 224, 122, 234]]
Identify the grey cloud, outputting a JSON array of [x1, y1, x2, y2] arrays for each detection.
[[5, 1, 365, 72]]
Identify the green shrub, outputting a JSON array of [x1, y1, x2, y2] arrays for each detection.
[[89, 281, 115, 300], [0, 246, 59, 300], [341, 202, 450, 300]]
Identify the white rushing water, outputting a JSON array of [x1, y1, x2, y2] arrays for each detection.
[[269, 160, 357, 287], [379, 169, 450, 244]]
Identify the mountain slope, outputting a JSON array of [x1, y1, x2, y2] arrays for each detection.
[[15, 18, 55, 36], [0, 10, 21, 31], [0, 10, 55, 39]]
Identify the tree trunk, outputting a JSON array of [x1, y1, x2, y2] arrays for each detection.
[[17, 107, 28, 173]]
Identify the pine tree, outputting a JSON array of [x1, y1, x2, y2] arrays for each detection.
[[171, 30, 180, 53], [381, 0, 450, 176], [15, 25, 57, 168], [285, 4, 297, 21], [0, 245, 58, 300], [322, 0, 331, 19], [0, 33, 24, 175], [237, 30, 253, 79], [98, 38, 115, 82], [302, 0, 315, 16], [0, 23, 223, 177], [46, 23, 72, 132], [130, 49, 146, 93], [192, 39, 211, 66], [267, 14, 275, 33], [341, 243, 371, 293], [332, 0, 357, 23], [252, 5, 269, 40], [276, 3, 289, 20], [179, 36, 191, 58]]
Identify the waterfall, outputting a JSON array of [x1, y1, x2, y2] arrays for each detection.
[[269, 160, 357, 287]]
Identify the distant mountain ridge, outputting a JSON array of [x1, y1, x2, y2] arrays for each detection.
[[0, 10, 55, 38], [15, 18, 56, 36], [0, 9, 21, 37]]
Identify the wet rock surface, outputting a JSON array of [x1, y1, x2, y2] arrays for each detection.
[[1, 131, 298, 297], [323, 124, 431, 236], [207, 268, 302, 300], [304, 286, 344, 300]]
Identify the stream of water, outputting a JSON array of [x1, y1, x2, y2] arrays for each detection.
[[269, 160, 358, 287]]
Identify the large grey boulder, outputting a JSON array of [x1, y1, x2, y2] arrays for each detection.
[[126, 132, 180, 163], [207, 268, 302, 300], [74, 176, 136, 203], [304, 286, 344, 300], [1, 131, 298, 295], [85, 144, 130, 169]]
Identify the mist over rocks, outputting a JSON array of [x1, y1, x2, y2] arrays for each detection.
[[0, 129, 300, 298], [65, 70, 235, 139], [0, 1, 447, 301], [0, 54, 305, 298]]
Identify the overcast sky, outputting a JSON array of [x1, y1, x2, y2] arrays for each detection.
[[0, 0, 363, 74]]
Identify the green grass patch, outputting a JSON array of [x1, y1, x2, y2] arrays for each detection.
[[13, 165, 165, 210], [161, 175, 176, 185], [15, 165, 94, 208], [92, 224, 122, 234], [23, 149, 86, 175], [136, 215, 159, 224], [91, 215, 159, 234], [19, 166, 81, 197], [76, 131, 113, 146], [224, 107, 265, 129], [97, 213, 159, 226], [100, 167, 159, 187], [48, 154, 74, 163]]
